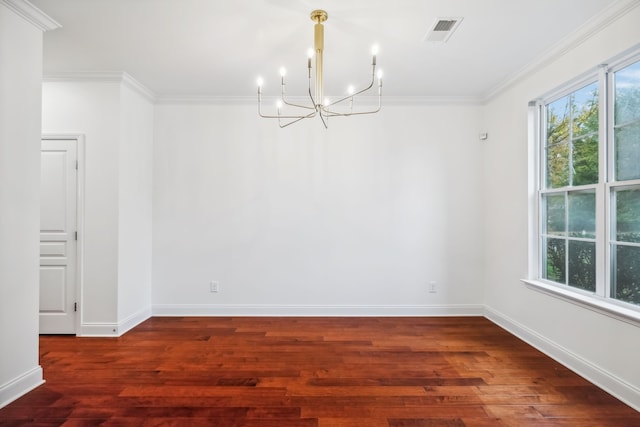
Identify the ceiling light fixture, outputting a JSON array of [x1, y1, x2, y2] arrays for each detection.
[[257, 10, 383, 128]]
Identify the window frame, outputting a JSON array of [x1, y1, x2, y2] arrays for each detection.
[[525, 45, 640, 326]]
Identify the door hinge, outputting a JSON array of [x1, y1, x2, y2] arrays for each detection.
[[74, 302, 77, 312], [75, 160, 78, 170], [75, 231, 78, 241]]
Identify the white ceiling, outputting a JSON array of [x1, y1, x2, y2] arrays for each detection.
[[32, 0, 629, 101]]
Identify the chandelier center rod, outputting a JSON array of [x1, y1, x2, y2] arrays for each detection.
[[311, 10, 328, 108]]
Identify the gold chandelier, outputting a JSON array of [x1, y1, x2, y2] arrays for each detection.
[[257, 10, 383, 128]]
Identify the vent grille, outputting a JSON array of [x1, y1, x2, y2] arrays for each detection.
[[433, 20, 457, 32], [423, 17, 463, 43]]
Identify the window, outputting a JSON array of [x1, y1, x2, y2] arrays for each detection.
[[533, 49, 640, 313]]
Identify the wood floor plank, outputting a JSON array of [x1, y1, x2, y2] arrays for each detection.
[[1, 316, 638, 426]]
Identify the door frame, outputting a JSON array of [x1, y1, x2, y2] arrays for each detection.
[[41, 134, 85, 335]]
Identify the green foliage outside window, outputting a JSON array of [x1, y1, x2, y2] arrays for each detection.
[[612, 62, 640, 305], [544, 83, 598, 293]]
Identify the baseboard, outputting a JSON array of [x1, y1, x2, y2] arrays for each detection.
[[0, 366, 44, 409], [152, 304, 485, 317], [118, 306, 152, 336], [484, 306, 640, 412], [78, 322, 120, 337], [79, 307, 151, 337]]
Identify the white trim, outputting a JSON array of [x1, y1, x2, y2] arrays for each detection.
[[154, 95, 483, 106], [483, 0, 640, 103], [0, 366, 44, 409], [118, 307, 152, 336], [0, 0, 61, 31], [79, 307, 151, 337], [43, 72, 156, 103], [522, 279, 640, 327], [484, 305, 640, 412], [121, 73, 156, 103], [79, 322, 120, 337], [152, 304, 484, 317], [43, 71, 126, 83], [155, 95, 255, 105]]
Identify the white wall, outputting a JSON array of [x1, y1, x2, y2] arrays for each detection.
[[42, 81, 121, 333], [117, 84, 154, 328], [0, 2, 44, 407], [42, 77, 154, 335], [482, 6, 640, 409], [152, 103, 485, 315]]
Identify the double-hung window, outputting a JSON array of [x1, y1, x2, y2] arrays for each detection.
[[532, 48, 640, 315]]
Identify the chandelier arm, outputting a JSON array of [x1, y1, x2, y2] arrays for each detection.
[[320, 85, 382, 117], [307, 84, 320, 113], [258, 95, 319, 119], [281, 78, 315, 110], [277, 111, 318, 128], [322, 105, 381, 117], [326, 66, 377, 107], [279, 72, 321, 112], [278, 111, 318, 128], [318, 110, 328, 128], [281, 97, 316, 110]]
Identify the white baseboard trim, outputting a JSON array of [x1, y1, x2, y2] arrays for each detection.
[[0, 365, 44, 409], [484, 305, 640, 412], [118, 306, 152, 336], [79, 322, 120, 337], [152, 304, 485, 317], [79, 307, 151, 337]]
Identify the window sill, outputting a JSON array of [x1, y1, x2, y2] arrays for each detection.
[[521, 279, 640, 328]]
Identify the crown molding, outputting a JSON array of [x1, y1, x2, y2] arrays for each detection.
[[44, 76, 481, 107], [43, 71, 156, 102], [43, 71, 128, 83], [121, 72, 156, 102], [0, 0, 61, 31], [155, 94, 482, 106], [482, 0, 640, 103], [155, 95, 255, 105]]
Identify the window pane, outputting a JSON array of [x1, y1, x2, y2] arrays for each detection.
[[572, 82, 599, 138], [612, 245, 640, 305], [615, 60, 640, 125], [615, 121, 640, 181], [615, 188, 640, 243], [544, 237, 566, 284], [546, 96, 570, 188], [572, 135, 598, 186], [545, 194, 565, 236], [547, 140, 569, 188], [568, 191, 595, 238], [568, 241, 596, 292], [547, 97, 569, 143]]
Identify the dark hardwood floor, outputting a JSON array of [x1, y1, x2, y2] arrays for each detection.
[[1, 316, 639, 426]]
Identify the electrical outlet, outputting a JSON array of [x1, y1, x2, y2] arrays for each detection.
[[210, 281, 219, 293], [428, 281, 437, 293]]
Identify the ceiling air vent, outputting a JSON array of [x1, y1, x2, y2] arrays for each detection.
[[423, 17, 463, 43]]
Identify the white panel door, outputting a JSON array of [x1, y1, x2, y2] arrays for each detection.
[[40, 139, 77, 334]]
